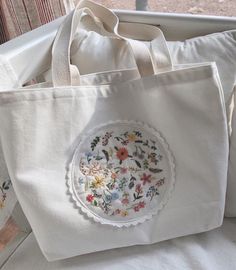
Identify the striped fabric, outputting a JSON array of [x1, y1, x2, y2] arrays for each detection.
[[0, 0, 75, 44]]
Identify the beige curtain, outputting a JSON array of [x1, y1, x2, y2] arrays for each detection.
[[0, 0, 75, 44]]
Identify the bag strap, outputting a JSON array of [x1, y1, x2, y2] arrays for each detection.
[[52, 6, 155, 86], [77, 0, 172, 72], [52, 0, 172, 86], [117, 22, 172, 72]]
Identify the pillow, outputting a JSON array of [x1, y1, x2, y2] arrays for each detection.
[[71, 29, 236, 105], [226, 86, 236, 216], [168, 31, 236, 103]]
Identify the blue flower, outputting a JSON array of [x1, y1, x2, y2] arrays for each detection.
[[78, 177, 84, 184], [111, 192, 119, 200], [85, 152, 93, 157]]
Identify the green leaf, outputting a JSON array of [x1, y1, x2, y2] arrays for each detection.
[[91, 136, 100, 151], [2, 180, 11, 190], [134, 160, 141, 168], [93, 200, 98, 206], [149, 168, 163, 173], [95, 156, 103, 161], [102, 150, 109, 162]]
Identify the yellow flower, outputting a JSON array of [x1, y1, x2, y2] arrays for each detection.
[[128, 133, 136, 142], [120, 210, 128, 217], [92, 175, 105, 188], [0, 201, 5, 209]]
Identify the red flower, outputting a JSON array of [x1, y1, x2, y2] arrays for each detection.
[[134, 205, 140, 212], [135, 184, 143, 194], [138, 201, 146, 209], [141, 173, 152, 185], [86, 194, 94, 203], [116, 148, 129, 161]]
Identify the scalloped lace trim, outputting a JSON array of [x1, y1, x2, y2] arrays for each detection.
[[66, 120, 175, 227]]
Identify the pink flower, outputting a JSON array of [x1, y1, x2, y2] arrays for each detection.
[[120, 167, 128, 174], [141, 173, 152, 185], [134, 205, 140, 212], [86, 194, 94, 203], [138, 201, 146, 209], [115, 209, 121, 215], [121, 198, 129, 205], [135, 184, 143, 194]]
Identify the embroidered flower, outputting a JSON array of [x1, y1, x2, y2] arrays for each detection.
[[120, 167, 128, 174], [85, 152, 93, 158], [115, 209, 121, 215], [128, 133, 137, 142], [105, 194, 112, 202], [86, 194, 94, 202], [114, 209, 121, 215], [134, 205, 140, 212], [148, 153, 158, 163], [138, 201, 146, 209], [141, 173, 152, 185], [111, 172, 117, 179], [0, 180, 11, 210], [111, 192, 119, 200], [116, 148, 129, 161], [91, 176, 105, 188], [75, 126, 169, 220], [121, 198, 129, 205], [120, 210, 128, 217], [156, 178, 165, 187], [146, 186, 159, 201], [135, 184, 143, 194], [102, 132, 113, 146]]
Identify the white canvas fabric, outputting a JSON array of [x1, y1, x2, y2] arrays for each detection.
[[227, 86, 236, 216], [0, 56, 19, 230], [1, 218, 236, 270], [71, 28, 236, 104], [167, 31, 236, 103], [70, 27, 236, 218], [0, 0, 229, 261]]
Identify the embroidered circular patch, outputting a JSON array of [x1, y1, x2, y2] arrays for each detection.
[[67, 121, 175, 227]]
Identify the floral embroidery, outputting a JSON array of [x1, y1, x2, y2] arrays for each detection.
[[141, 173, 152, 185], [116, 147, 129, 162], [0, 180, 11, 209], [68, 121, 175, 227]]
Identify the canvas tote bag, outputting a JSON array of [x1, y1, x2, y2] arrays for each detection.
[[0, 1, 228, 261]]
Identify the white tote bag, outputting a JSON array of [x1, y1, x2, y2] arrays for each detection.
[[0, 1, 228, 261]]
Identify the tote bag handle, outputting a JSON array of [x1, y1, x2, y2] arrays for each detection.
[[52, 7, 155, 86], [52, 0, 172, 86], [77, 0, 172, 72]]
